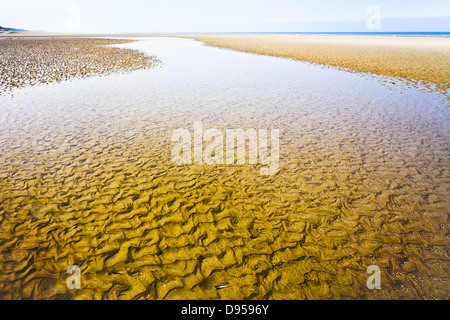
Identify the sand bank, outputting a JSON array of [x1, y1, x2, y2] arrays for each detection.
[[0, 38, 159, 93], [184, 34, 450, 89]]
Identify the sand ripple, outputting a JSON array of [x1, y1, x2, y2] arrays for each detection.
[[0, 119, 448, 299]]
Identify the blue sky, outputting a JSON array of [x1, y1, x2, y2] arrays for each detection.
[[1, 0, 449, 32]]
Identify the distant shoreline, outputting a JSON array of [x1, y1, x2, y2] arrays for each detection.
[[178, 32, 450, 38], [1, 31, 449, 37]]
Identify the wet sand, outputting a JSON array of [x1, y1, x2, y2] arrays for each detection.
[[0, 36, 449, 300], [185, 34, 450, 90], [0, 38, 159, 93]]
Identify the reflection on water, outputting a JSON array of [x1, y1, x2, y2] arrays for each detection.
[[0, 38, 449, 299]]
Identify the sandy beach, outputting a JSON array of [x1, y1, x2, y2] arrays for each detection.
[[184, 34, 450, 90], [0, 35, 449, 300]]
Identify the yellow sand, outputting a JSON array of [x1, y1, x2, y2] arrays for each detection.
[[184, 34, 450, 89], [1, 118, 449, 300]]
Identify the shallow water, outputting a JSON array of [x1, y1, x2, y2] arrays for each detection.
[[0, 37, 449, 299]]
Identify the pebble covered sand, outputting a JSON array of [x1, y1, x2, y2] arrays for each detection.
[[0, 38, 158, 94], [187, 34, 450, 90]]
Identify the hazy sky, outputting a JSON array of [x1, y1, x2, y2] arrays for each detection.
[[1, 0, 449, 33]]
